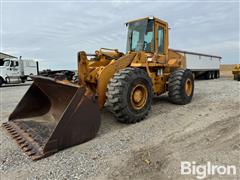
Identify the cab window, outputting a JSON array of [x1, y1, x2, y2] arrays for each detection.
[[144, 31, 153, 52], [127, 19, 154, 53], [158, 27, 164, 54], [3, 60, 10, 66], [131, 31, 140, 51], [10, 61, 14, 67]]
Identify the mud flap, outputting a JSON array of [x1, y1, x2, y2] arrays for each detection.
[[2, 76, 101, 160]]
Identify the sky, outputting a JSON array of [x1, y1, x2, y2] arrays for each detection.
[[1, 0, 239, 70]]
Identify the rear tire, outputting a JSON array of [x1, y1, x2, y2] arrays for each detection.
[[234, 74, 237, 80], [168, 69, 194, 105], [237, 74, 240, 81], [106, 67, 153, 123]]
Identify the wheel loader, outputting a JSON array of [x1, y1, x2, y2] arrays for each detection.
[[232, 64, 240, 81], [2, 16, 194, 160]]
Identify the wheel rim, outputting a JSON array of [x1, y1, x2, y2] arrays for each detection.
[[130, 84, 148, 110], [185, 78, 193, 96]]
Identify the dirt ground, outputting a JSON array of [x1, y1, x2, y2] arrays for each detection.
[[0, 75, 239, 180]]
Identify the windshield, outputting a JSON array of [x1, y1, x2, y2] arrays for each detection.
[[126, 19, 154, 52], [3, 60, 10, 66]]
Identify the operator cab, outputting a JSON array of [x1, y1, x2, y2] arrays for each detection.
[[126, 16, 168, 56]]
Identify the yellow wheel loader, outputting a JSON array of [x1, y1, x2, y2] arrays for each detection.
[[2, 16, 194, 160], [232, 64, 240, 81]]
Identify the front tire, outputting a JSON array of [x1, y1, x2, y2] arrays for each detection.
[[20, 77, 26, 83], [106, 68, 153, 123], [0, 78, 3, 87], [168, 69, 194, 105]]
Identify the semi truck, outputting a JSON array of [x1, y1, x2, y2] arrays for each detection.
[[0, 58, 39, 86], [172, 49, 221, 79]]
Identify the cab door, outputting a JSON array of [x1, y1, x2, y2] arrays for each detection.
[[9, 60, 20, 77], [154, 21, 168, 63]]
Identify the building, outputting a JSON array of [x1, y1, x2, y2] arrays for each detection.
[[0, 52, 17, 61]]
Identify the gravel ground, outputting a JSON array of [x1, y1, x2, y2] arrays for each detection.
[[0, 77, 239, 180]]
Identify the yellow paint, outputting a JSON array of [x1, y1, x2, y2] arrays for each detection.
[[74, 17, 186, 108]]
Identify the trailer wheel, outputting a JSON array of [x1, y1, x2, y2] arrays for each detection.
[[215, 71, 217, 78], [106, 67, 153, 123], [216, 71, 220, 79], [168, 69, 194, 105], [207, 71, 213, 80], [211, 71, 215, 79], [204, 71, 210, 80], [209, 71, 213, 79]]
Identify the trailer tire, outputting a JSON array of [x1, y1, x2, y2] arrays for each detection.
[[106, 67, 153, 123], [205, 71, 210, 80], [215, 71, 219, 79], [212, 71, 214, 79], [214, 71, 217, 79], [208, 71, 213, 79], [209, 71, 213, 79], [168, 69, 194, 105]]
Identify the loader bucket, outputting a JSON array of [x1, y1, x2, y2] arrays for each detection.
[[2, 76, 101, 160]]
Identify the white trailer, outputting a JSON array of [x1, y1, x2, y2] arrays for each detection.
[[0, 58, 39, 86], [172, 49, 221, 79]]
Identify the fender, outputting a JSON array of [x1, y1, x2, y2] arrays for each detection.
[[97, 53, 137, 108]]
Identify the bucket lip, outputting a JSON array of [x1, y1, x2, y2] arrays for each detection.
[[3, 76, 100, 161], [2, 121, 53, 160], [30, 75, 79, 88]]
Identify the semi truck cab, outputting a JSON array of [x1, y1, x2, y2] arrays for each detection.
[[0, 58, 38, 86]]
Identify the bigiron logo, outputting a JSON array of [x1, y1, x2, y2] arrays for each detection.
[[180, 161, 237, 179]]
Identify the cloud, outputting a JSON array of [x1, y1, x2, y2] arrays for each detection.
[[2, 1, 239, 70]]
